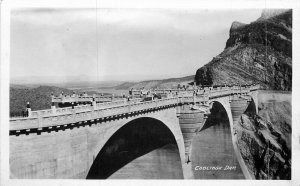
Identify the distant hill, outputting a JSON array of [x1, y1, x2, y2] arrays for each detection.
[[11, 79, 125, 90], [59, 81, 125, 90], [114, 75, 195, 90], [10, 84, 33, 89], [195, 9, 292, 90], [10, 86, 74, 116], [10, 85, 114, 116], [9, 75, 195, 116]]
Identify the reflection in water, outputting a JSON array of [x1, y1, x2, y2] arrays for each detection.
[[191, 120, 244, 179], [109, 144, 183, 179]]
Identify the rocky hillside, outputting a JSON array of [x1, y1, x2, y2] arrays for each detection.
[[195, 9, 292, 90], [237, 91, 291, 179]]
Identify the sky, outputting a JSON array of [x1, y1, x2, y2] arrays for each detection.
[[10, 8, 262, 83]]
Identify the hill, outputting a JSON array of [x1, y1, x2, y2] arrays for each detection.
[[9, 75, 195, 116], [114, 75, 194, 90], [195, 9, 292, 90], [10, 86, 73, 116]]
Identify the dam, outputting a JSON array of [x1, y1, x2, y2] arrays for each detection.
[[9, 84, 259, 179]]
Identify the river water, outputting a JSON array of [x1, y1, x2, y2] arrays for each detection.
[[191, 121, 244, 179], [108, 144, 183, 179], [108, 121, 244, 179]]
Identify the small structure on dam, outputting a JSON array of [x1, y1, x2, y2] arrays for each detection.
[[177, 103, 210, 163], [9, 84, 259, 179]]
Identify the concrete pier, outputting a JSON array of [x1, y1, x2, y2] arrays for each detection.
[[230, 96, 249, 125], [177, 104, 208, 163]]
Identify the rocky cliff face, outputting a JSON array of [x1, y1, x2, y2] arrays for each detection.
[[236, 91, 291, 179], [195, 9, 292, 90]]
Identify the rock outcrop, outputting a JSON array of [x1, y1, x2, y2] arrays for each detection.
[[195, 9, 292, 90], [236, 91, 291, 179]]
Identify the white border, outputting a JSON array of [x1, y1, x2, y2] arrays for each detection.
[[1, 0, 300, 186]]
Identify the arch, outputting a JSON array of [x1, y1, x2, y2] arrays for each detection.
[[191, 98, 247, 179], [86, 117, 184, 179], [199, 101, 230, 132]]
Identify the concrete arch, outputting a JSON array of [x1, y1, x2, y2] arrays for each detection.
[[85, 111, 186, 179], [9, 108, 186, 179], [191, 98, 252, 179], [215, 98, 253, 179]]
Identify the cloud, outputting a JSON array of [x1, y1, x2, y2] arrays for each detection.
[[10, 8, 262, 82], [12, 8, 96, 27]]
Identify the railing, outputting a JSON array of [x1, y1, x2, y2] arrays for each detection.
[[133, 84, 260, 93], [10, 97, 178, 131], [52, 95, 121, 103], [9, 85, 260, 131]]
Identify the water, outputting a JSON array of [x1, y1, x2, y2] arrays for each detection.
[[108, 144, 183, 179], [191, 121, 244, 179], [106, 121, 244, 179]]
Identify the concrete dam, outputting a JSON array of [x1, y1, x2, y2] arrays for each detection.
[[9, 85, 259, 179]]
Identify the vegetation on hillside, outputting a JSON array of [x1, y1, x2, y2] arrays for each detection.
[[10, 86, 74, 116]]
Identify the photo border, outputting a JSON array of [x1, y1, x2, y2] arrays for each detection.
[[1, 0, 300, 185]]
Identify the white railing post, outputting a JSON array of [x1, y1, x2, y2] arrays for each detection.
[[51, 101, 56, 115], [193, 93, 196, 104], [72, 106, 76, 123], [26, 102, 32, 117], [90, 103, 95, 120], [128, 100, 131, 113]]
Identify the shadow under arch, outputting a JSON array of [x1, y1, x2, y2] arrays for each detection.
[[191, 101, 245, 179], [244, 98, 257, 117], [86, 117, 183, 179]]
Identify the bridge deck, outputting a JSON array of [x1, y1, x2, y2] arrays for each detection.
[[9, 85, 259, 132]]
